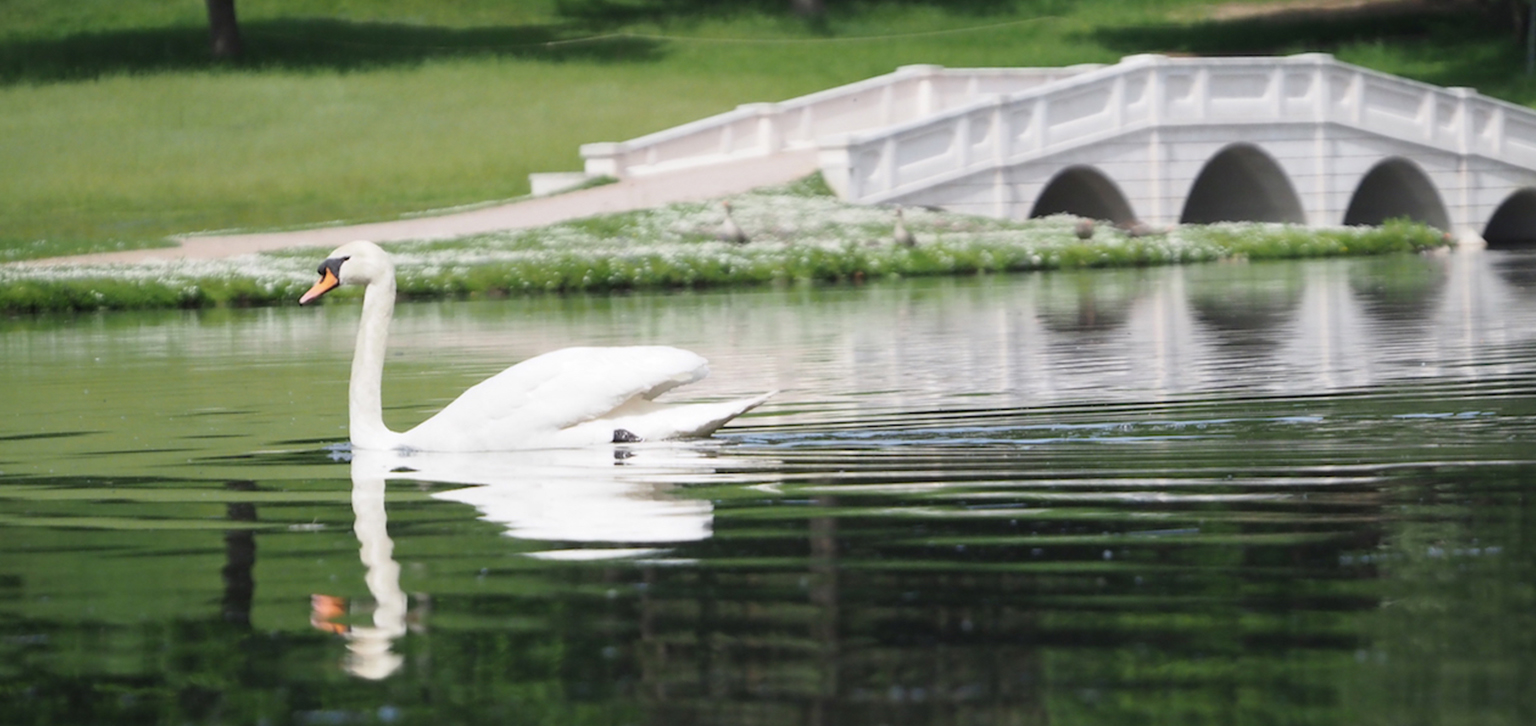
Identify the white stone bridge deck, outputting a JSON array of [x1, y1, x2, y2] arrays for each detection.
[[566, 54, 1536, 245]]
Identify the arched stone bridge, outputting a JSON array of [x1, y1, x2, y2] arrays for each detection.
[[572, 54, 1536, 245]]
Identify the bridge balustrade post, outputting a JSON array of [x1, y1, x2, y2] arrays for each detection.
[[740, 103, 782, 157], [1493, 104, 1506, 159], [884, 137, 898, 196], [993, 99, 1009, 218], [1449, 87, 1474, 156], [816, 135, 854, 199], [1033, 98, 1049, 154], [1196, 67, 1209, 122], [919, 73, 935, 118], [958, 113, 970, 176], [1309, 56, 1330, 226], [1147, 63, 1164, 224], [716, 120, 732, 159], [1311, 56, 1328, 124], [992, 99, 1007, 166], [957, 112, 971, 177], [889, 64, 943, 126], [1272, 64, 1284, 120], [1111, 74, 1124, 131], [580, 142, 624, 180], [1420, 90, 1434, 144], [1448, 87, 1476, 238], [1352, 69, 1365, 127]]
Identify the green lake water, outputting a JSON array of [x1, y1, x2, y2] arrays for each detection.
[[2, 250, 1534, 725]]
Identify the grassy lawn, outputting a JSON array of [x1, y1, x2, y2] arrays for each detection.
[[0, 0, 1532, 260]]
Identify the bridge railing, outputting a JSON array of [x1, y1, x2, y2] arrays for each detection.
[[819, 53, 1536, 203], [579, 64, 1102, 179]]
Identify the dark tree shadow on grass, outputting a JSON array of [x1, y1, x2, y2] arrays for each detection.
[[1094, 4, 1472, 56], [1089, 3, 1536, 102], [0, 18, 663, 86], [554, 0, 1025, 29], [0, 0, 1072, 85]]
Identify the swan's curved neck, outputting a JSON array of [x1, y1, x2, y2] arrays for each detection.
[[350, 275, 401, 449]]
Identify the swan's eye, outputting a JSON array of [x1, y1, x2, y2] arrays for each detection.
[[316, 256, 351, 279]]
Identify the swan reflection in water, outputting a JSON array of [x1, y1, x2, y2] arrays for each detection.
[[313, 444, 762, 679], [427, 446, 721, 560]]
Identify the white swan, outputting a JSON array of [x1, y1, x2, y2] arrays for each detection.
[[298, 240, 772, 452]]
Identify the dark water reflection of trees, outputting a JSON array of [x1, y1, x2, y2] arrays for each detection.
[[3, 251, 1536, 724]]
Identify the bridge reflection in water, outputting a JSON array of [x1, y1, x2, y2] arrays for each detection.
[[640, 247, 1532, 422]]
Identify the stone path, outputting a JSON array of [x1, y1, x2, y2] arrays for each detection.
[[34, 150, 819, 265]]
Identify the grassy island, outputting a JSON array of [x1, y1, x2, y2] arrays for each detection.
[[0, 177, 1449, 313]]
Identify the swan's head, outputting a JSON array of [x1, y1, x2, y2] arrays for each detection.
[[299, 240, 393, 305]]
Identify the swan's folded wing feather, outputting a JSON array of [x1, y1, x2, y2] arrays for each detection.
[[408, 346, 708, 445], [574, 391, 775, 441]]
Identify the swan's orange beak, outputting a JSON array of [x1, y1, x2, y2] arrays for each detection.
[[299, 267, 340, 305]]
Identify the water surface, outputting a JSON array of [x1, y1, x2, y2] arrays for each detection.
[[2, 250, 1534, 725]]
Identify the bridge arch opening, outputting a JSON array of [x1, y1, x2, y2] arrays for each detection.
[[1179, 144, 1305, 225], [1342, 158, 1449, 230], [1483, 188, 1536, 247], [1029, 165, 1136, 224]]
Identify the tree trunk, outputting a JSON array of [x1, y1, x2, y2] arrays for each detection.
[[791, 0, 825, 19], [206, 0, 243, 59]]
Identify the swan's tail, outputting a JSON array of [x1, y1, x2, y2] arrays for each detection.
[[666, 391, 776, 439], [595, 390, 775, 442]]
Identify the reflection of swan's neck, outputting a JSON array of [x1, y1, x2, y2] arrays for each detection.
[[351, 276, 399, 449], [348, 466, 408, 680]]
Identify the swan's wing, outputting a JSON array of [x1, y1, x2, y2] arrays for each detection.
[[407, 346, 709, 447]]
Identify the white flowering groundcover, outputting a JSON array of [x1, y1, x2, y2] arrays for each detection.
[[0, 183, 1447, 313]]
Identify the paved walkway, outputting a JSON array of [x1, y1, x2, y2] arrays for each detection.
[[33, 150, 819, 265]]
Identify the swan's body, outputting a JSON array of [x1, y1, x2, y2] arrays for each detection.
[[300, 240, 771, 452]]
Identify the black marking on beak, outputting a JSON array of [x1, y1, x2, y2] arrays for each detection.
[[317, 256, 347, 279]]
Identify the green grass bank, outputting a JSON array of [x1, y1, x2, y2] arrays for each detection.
[[0, 180, 1450, 314], [0, 0, 1530, 260]]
